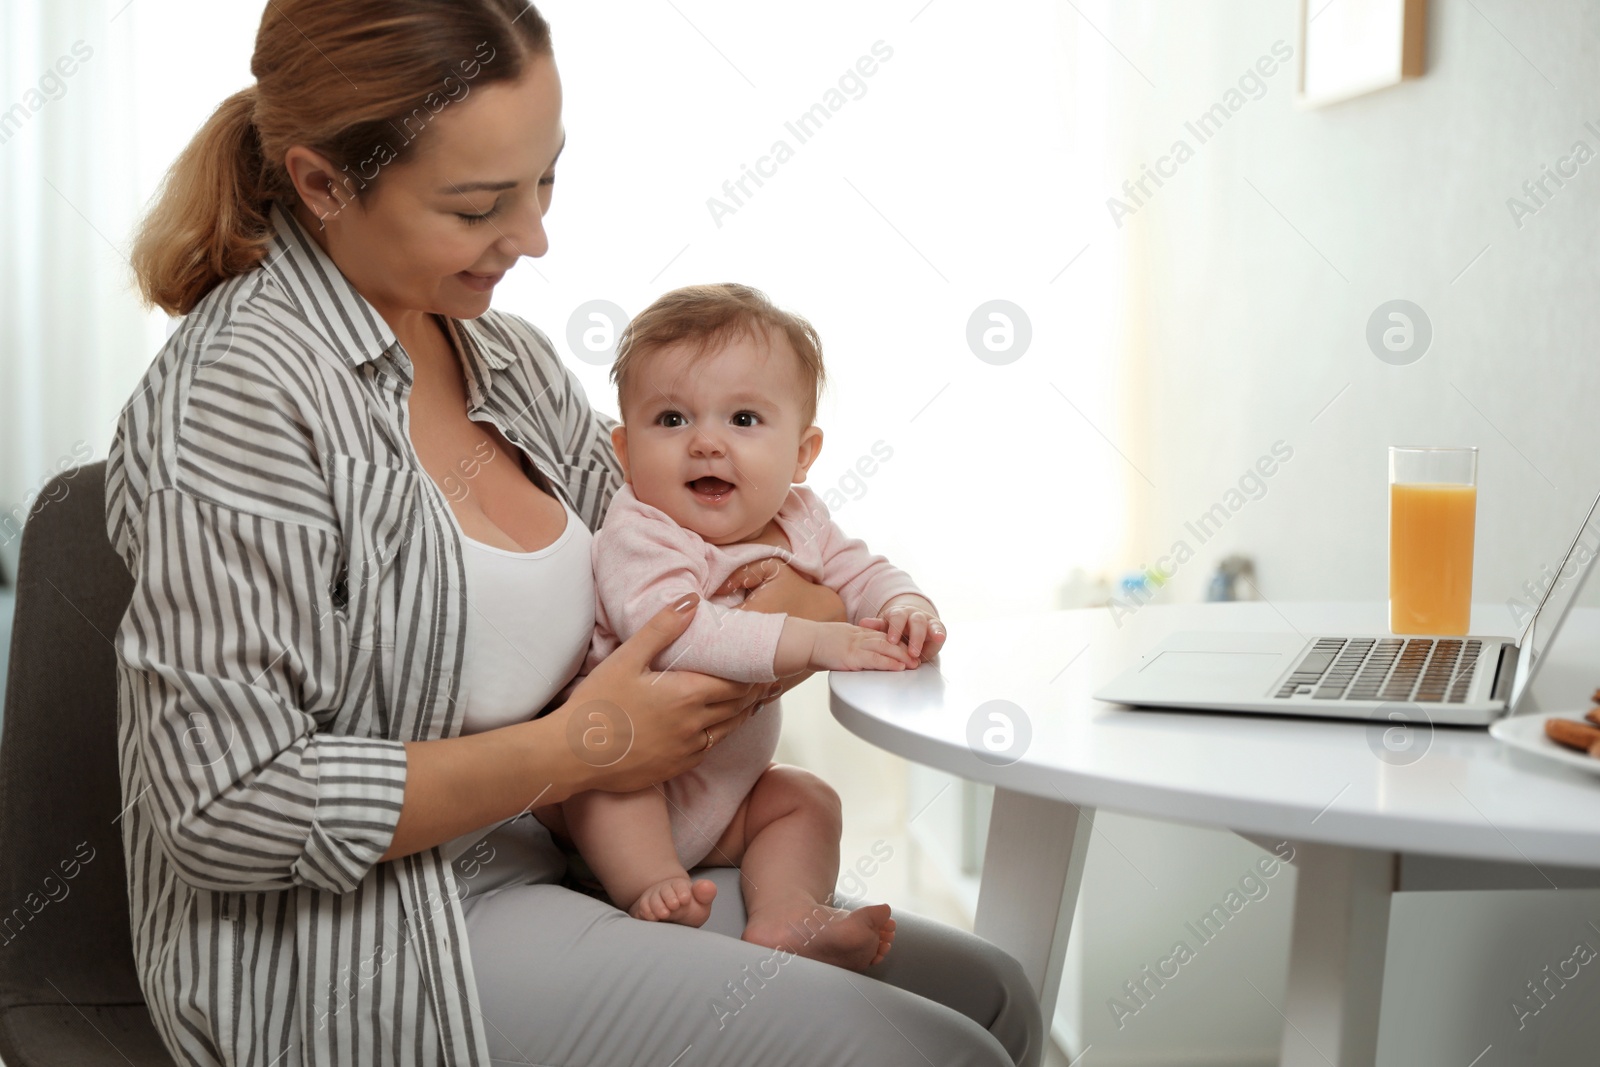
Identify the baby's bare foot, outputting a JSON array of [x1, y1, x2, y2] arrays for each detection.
[[743, 901, 896, 971], [627, 876, 717, 926]]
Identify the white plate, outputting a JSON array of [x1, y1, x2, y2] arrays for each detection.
[[1490, 710, 1600, 779]]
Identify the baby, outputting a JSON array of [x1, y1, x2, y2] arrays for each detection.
[[537, 283, 946, 973]]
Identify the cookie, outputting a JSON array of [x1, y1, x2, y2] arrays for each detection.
[[1545, 717, 1600, 758]]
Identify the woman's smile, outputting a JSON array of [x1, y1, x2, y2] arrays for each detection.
[[456, 268, 507, 292]]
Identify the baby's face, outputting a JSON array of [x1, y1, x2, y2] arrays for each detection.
[[614, 328, 822, 546]]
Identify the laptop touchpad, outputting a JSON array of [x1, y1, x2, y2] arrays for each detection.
[[1138, 650, 1286, 683]]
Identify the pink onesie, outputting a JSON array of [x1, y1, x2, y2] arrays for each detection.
[[581, 481, 930, 869]]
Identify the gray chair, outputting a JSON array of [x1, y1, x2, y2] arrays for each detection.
[[0, 461, 176, 1065]]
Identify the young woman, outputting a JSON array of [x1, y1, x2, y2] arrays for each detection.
[[111, 2, 1042, 1064]]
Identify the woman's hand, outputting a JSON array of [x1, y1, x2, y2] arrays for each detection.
[[859, 593, 947, 663], [552, 593, 772, 795], [717, 558, 847, 623], [378, 594, 777, 864], [718, 557, 845, 700]]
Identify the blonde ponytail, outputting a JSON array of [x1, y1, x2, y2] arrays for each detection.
[[131, 85, 273, 316]]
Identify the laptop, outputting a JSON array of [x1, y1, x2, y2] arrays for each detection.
[[1094, 488, 1600, 726]]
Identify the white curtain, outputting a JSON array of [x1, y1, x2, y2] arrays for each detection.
[[0, 1, 259, 579], [2, 1, 137, 577]]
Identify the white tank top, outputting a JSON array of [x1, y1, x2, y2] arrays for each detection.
[[446, 493, 595, 735]]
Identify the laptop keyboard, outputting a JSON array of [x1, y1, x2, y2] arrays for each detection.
[[1271, 637, 1483, 703]]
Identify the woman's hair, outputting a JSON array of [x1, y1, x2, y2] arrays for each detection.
[[130, 0, 554, 316], [611, 283, 829, 429]]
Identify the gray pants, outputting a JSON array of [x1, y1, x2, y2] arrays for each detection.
[[455, 816, 1043, 1067]]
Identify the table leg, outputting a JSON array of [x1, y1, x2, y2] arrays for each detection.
[[1278, 842, 1396, 1067], [973, 787, 1094, 1018]]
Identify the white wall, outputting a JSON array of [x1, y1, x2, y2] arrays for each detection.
[[1105, 0, 1600, 618], [1041, 1, 1600, 1063]]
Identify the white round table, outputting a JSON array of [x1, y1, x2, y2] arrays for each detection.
[[830, 602, 1600, 1067]]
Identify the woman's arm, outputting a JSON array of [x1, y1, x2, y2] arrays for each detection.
[[113, 487, 413, 894], [721, 558, 847, 622], [380, 593, 767, 862], [719, 559, 848, 699], [378, 719, 577, 863]]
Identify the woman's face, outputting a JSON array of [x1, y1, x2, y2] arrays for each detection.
[[285, 54, 564, 330]]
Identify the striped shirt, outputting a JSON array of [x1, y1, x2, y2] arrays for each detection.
[[104, 200, 623, 1067]]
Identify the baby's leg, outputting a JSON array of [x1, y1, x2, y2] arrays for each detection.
[[561, 788, 717, 926], [714, 765, 895, 972]]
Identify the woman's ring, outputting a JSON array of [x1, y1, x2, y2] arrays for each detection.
[[703, 727, 715, 751]]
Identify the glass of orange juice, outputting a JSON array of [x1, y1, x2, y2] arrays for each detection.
[[1389, 446, 1478, 635]]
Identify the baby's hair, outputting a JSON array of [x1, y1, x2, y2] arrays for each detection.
[[610, 283, 827, 428]]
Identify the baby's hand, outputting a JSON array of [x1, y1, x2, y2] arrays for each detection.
[[810, 622, 920, 672], [859, 594, 947, 663]]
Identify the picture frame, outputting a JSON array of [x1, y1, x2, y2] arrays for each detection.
[[1296, 0, 1427, 107]]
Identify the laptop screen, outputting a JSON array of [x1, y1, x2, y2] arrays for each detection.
[[1508, 488, 1600, 709]]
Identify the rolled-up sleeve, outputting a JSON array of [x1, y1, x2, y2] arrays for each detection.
[[113, 484, 406, 895]]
